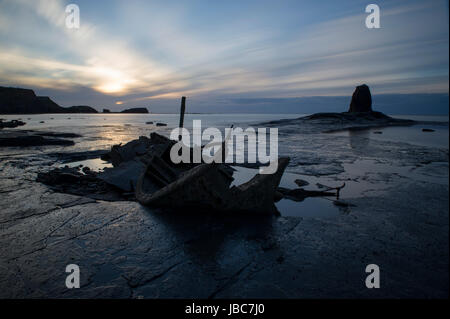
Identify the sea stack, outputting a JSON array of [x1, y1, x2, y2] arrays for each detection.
[[348, 84, 372, 113]]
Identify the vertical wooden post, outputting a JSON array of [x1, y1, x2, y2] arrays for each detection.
[[178, 96, 186, 141]]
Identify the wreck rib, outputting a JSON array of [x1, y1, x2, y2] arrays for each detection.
[[136, 157, 290, 215]]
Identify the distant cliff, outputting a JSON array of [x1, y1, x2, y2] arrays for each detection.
[[65, 105, 98, 113], [120, 107, 149, 113], [0, 86, 98, 114]]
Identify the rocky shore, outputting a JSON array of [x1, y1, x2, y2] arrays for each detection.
[[0, 85, 448, 298], [0, 86, 98, 114], [0, 86, 149, 114], [0, 145, 447, 298], [0, 129, 80, 147], [0, 119, 26, 129], [0, 123, 448, 298]]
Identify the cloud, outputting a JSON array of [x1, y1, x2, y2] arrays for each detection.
[[0, 0, 174, 95], [0, 0, 448, 110]]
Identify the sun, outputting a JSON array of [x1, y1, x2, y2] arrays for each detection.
[[95, 82, 125, 94]]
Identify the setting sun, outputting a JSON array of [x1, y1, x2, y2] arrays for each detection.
[[95, 82, 125, 94]]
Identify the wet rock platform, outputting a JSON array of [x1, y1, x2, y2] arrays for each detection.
[[0, 129, 80, 147], [0, 150, 448, 298]]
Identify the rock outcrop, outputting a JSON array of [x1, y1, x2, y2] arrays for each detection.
[[0, 87, 60, 114], [260, 84, 415, 133], [34, 96, 63, 113], [0, 134, 75, 147], [65, 105, 98, 113], [0, 86, 98, 114], [0, 119, 26, 129], [120, 107, 149, 114], [348, 84, 372, 113]]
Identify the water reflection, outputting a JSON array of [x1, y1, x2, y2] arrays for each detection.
[[348, 129, 370, 154], [63, 158, 112, 171], [144, 206, 277, 265], [231, 166, 342, 219]]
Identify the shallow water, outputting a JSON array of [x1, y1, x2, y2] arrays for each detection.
[[2, 113, 303, 130], [2, 113, 448, 149], [329, 123, 449, 148], [2, 113, 448, 219], [1, 113, 302, 153], [64, 158, 112, 171], [231, 166, 342, 218]]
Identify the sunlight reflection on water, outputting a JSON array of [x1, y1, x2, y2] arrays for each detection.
[[3, 113, 447, 220]]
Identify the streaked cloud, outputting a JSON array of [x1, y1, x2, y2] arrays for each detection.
[[0, 0, 448, 110]]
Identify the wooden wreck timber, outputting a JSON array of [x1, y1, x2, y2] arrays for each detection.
[[134, 95, 291, 214], [33, 95, 353, 213], [35, 129, 293, 213], [178, 96, 186, 141], [136, 157, 290, 214]]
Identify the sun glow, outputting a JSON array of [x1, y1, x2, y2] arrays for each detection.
[[95, 82, 126, 94]]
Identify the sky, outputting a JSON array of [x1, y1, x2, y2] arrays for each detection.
[[0, 0, 448, 113]]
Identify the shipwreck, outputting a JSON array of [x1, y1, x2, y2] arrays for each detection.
[[37, 97, 292, 215], [99, 127, 290, 215], [37, 96, 351, 215], [101, 96, 292, 214]]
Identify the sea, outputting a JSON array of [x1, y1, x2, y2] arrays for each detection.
[[1, 113, 448, 218], [2, 113, 448, 149]]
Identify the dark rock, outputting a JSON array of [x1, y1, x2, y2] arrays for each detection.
[[0, 135, 74, 147], [37, 168, 82, 184], [276, 256, 285, 263], [103, 109, 111, 113], [348, 84, 372, 113], [47, 149, 108, 163], [274, 191, 284, 202], [373, 131, 383, 134], [294, 111, 415, 133], [65, 105, 98, 113], [304, 111, 389, 121], [120, 107, 149, 114], [333, 200, 356, 208], [277, 187, 335, 202], [82, 166, 91, 174], [156, 122, 167, 126], [422, 128, 435, 132], [0, 87, 58, 114], [146, 121, 153, 124], [0, 119, 26, 129], [36, 167, 124, 201], [35, 132, 82, 138], [294, 179, 309, 187], [34, 96, 62, 113], [0, 86, 98, 114]]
